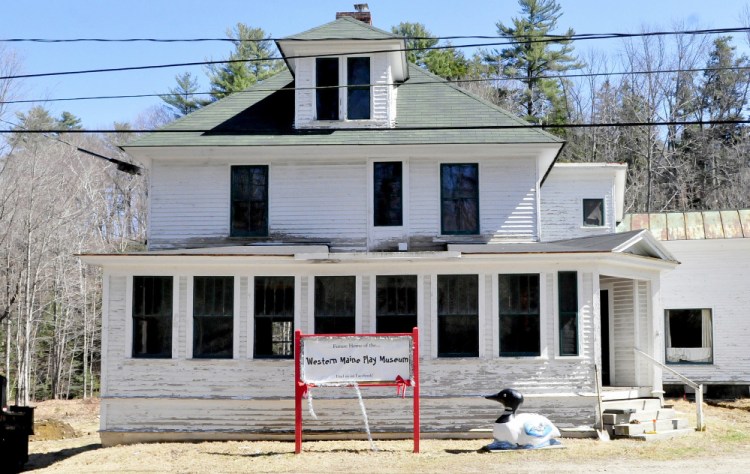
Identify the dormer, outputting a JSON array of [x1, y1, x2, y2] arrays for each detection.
[[275, 8, 408, 130]]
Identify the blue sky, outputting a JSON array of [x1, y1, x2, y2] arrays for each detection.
[[2, 0, 749, 128]]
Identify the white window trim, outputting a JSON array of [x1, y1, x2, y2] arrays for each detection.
[[314, 55, 373, 123]]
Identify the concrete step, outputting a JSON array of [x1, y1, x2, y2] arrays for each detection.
[[629, 428, 694, 442], [613, 418, 689, 437], [601, 397, 662, 412], [603, 408, 678, 425]]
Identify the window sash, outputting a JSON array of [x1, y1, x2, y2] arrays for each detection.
[[437, 275, 478, 357], [499, 274, 540, 357], [376, 275, 417, 333], [132, 276, 173, 358], [347, 57, 370, 120], [254, 276, 294, 358], [558, 271, 578, 356], [373, 162, 403, 227], [315, 276, 355, 334], [193, 276, 233, 358], [583, 199, 604, 227], [440, 164, 479, 235], [231, 165, 268, 237], [316, 58, 339, 120], [665, 309, 713, 364]]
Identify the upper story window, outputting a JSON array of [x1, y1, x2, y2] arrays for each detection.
[[499, 274, 540, 357], [666, 309, 713, 364], [231, 165, 268, 237], [132, 276, 173, 358], [373, 162, 403, 226], [315, 276, 356, 334], [437, 274, 479, 357], [583, 198, 605, 227], [441, 164, 479, 235], [315, 57, 371, 121], [254, 276, 294, 359], [376, 275, 417, 333], [193, 276, 234, 359]]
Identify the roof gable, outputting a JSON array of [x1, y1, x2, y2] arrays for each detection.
[[281, 16, 398, 41]]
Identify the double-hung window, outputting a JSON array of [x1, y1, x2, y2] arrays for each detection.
[[441, 163, 479, 235], [254, 276, 294, 358], [437, 275, 479, 357], [231, 165, 268, 237], [132, 276, 173, 358], [314, 276, 356, 334], [373, 162, 403, 226], [315, 57, 371, 121], [499, 274, 540, 357], [665, 309, 713, 364], [193, 276, 234, 358], [376, 275, 417, 333], [558, 272, 578, 356]]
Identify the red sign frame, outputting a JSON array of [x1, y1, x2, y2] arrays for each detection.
[[294, 327, 420, 454]]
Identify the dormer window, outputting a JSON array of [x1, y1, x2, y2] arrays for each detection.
[[315, 57, 371, 121]]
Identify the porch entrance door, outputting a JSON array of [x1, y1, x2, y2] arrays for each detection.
[[600, 290, 611, 386]]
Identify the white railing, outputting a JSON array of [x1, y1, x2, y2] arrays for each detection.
[[634, 347, 706, 431]]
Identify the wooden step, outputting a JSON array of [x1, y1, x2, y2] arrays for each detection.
[[613, 418, 689, 437], [603, 408, 678, 425]]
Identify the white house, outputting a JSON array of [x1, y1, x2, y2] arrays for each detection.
[[618, 210, 750, 396], [82, 12, 680, 446]]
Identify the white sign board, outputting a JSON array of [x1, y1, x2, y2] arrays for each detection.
[[300, 335, 413, 384]]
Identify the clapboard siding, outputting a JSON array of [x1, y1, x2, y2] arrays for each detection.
[[540, 168, 617, 242], [101, 263, 615, 436], [294, 53, 392, 129], [660, 239, 750, 384]]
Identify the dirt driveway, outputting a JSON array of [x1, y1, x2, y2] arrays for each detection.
[[24, 398, 750, 473]]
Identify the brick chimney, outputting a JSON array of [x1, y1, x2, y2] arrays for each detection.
[[336, 3, 372, 25]]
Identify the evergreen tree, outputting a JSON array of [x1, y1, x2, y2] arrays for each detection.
[[206, 23, 283, 100], [392, 22, 468, 80], [160, 72, 210, 117], [58, 111, 83, 130], [490, 0, 582, 125]]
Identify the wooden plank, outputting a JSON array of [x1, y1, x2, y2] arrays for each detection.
[[630, 213, 650, 231], [665, 213, 686, 241], [648, 214, 667, 241], [720, 211, 743, 239]]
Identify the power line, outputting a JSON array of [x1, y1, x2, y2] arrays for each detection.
[[2, 26, 748, 44], [3, 63, 749, 106], [0, 118, 142, 174], [3, 26, 750, 81], [1, 119, 748, 135]]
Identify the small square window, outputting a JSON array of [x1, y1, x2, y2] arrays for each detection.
[[583, 199, 605, 227]]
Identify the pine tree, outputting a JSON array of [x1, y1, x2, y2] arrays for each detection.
[[491, 0, 582, 125], [206, 23, 283, 100], [392, 22, 468, 80], [160, 72, 210, 117]]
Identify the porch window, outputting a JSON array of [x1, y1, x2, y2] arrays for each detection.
[[315, 276, 355, 334], [373, 162, 403, 226], [558, 272, 578, 356], [231, 165, 268, 237], [132, 276, 173, 358], [316, 58, 339, 120], [499, 274, 540, 357], [665, 309, 713, 364], [437, 275, 478, 357], [376, 275, 417, 333], [193, 276, 234, 358], [583, 198, 604, 227], [441, 163, 479, 235], [254, 276, 294, 359]]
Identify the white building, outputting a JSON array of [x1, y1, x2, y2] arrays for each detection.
[[82, 13, 679, 446]]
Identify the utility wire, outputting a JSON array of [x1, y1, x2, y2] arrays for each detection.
[[3, 26, 750, 81], [0, 118, 142, 174], [1, 120, 748, 134], [2, 26, 748, 44], [3, 63, 749, 106]]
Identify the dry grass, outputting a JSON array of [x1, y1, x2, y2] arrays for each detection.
[[25, 398, 750, 473]]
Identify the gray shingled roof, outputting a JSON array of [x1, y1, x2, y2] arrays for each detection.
[[281, 16, 398, 41], [124, 65, 562, 149]]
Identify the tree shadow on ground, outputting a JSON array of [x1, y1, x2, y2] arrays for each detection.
[[24, 443, 101, 471]]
